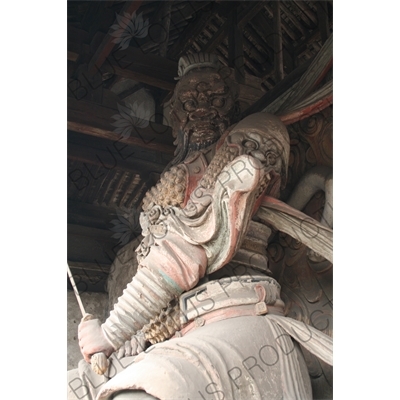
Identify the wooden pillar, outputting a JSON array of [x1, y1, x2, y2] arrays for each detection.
[[159, 1, 172, 57], [273, 1, 284, 81], [317, 1, 330, 44], [228, 8, 245, 84]]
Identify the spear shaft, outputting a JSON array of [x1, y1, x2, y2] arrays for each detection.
[[67, 264, 86, 316], [67, 264, 109, 375]]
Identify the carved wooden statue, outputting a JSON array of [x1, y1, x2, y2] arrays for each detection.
[[68, 53, 333, 400]]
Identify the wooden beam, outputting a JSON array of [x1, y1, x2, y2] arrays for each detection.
[[68, 97, 175, 154], [70, 31, 266, 104], [294, 0, 318, 26], [88, 1, 142, 76], [77, 37, 178, 90], [278, 80, 333, 125], [240, 56, 314, 119], [171, 1, 212, 26], [237, 2, 266, 29], [136, 1, 208, 55], [280, 2, 308, 38], [167, 4, 216, 59], [201, 2, 262, 53], [241, 37, 266, 76], [158, 1, 172, 57], [68, 129, 172, 165], [244, 23, 275, 65], [67, 120, 175, 155], [228, 8, 245, 84], [67, 142, 167, 174], [273, 1, 284, 82], [252, 13, 292, 52], [217, 37, 260, 78], [250, 15, 294, 72], [316, 1, 330, 44], [105, 41, 177, 89], [276, 33, 332, 112], [118, 83, 144, 100], [294, 28, 323, 58], [263, 3, 297, 42], [110, 63, 175, 91], [200, 14, 233, 53]]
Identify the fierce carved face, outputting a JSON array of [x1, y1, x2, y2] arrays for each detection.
[[170, 68, 237, 151]]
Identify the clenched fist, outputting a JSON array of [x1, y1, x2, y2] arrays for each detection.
[[78, 315, 115, 363]]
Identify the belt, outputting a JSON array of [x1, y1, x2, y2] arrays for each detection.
[[176, 301, 285, 337], [175, 275, 285, 336], [143, 275, 285, 344]]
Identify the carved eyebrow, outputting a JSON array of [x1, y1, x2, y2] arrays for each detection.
[[209, 85, 229, 95], [178, 90, 197, 102], [208, 88, 229, 95]]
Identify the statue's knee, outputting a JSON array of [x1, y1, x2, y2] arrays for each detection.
[[112, 390, 157, 399]]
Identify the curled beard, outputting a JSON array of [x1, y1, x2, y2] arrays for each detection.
[[165, 118, 228, 171], [186, 118, 228, 150]]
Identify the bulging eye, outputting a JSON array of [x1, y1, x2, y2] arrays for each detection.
[[243, 140, 258, 150], [267, 153, 277, 165], [212, 97, 225, 108], [183, 100, 196, 111]]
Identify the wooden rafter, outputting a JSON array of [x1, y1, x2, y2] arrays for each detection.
[[263, 3, 297, 42], [294, 1, 318, 27], [85, 36, 178, 90], [278, 80, 333, 125], [316, 1, 330, 44], [158, 1, 172, 57], [273, 1, 284, 81], [201, 2, 263, 53], [280, 2, 308, 38], [276, 33, 332, 112], [244, 23, 274, 65], [240, 56, 314, 119], [167, 3, 217, 59], [228, 8, 245, 84], [88, 1, 142, 76], [251, 14, 294, 73]]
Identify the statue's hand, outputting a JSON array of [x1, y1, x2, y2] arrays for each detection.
[[117, 332, 147, 358], [78, 316, 115, 363]]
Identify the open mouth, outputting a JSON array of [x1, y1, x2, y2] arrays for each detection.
[[188, 123, 218, 143], [184, 118, 229, 149]]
